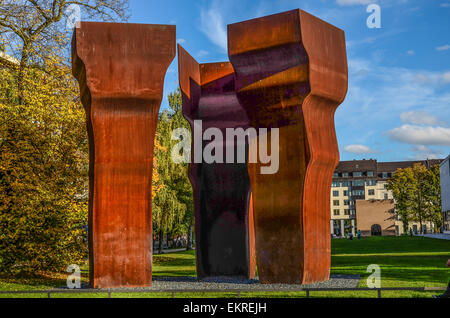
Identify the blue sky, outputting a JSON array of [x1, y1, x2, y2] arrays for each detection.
[[128, 0, 450, 162]]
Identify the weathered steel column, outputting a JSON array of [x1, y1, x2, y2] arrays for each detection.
[[178, 45, 255, 280], [228, 10, 348, 284], [72, 22, 175, 288]]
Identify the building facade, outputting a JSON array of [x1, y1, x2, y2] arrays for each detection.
[[440, 155, 450, 231], [356, 200, 396, 236], [330, 158, 443, 237]]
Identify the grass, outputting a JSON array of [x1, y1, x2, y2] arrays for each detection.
[[331, 236, 449, 289], [0, 236, 448, 298]]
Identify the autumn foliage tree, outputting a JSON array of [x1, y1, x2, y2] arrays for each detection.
[[0, 0, 129, 103], [0, 0, 130, 274], [0, 45, 89, 273], [0, 1, 196, 273]]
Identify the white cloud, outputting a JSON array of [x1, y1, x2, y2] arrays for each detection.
[[400, 111, 440, 126], [441, 3, 450, 8], [340, 58, 450, 128], [336, 0, 372, 5], [387, 125, 450, 146], [414, 73, 431, 83], [196, 50, 209, 58], [436, 44, 450, 51], [199, 4, 228, 52], [406, 50, 415, 55], [346, 29, 407, 49], [410, 145, 443, 160], [411, 71, 450, 85], [344, 144, 378, 154], [176, 38, 186, 44], [442, 72, 450, 83]]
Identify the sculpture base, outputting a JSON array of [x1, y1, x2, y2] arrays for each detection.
[[71, 275, 360, 290]]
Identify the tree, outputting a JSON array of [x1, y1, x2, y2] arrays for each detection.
[[387, 168, 412, 234], [167, 89, 194, 250], [153, 88, 193, 252], [0, 46, 89, 273], [0, 0, 129, 102], [0, 0, 130, 274], [388, 163, 443, 234], [409, 164, 429, 233], [423, 165, 442, 232]]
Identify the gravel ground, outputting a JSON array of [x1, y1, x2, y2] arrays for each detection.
[[71, 275, 360, 291]]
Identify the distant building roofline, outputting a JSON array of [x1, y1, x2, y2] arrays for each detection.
[[334, 158, 444, 179], [440, 155, 450, 167]]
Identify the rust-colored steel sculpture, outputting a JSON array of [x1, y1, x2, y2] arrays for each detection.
[[72, 22, 175, 288], [228, 10, 348, 284], [178, 45, 255, 280]]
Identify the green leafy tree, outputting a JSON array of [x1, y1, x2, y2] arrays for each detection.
[[387, 168, 412, 234], [423, 165, 442, 232], [409, 164, 430, 233], [153, 88, 193, 252], [388, 163, 442, 234]]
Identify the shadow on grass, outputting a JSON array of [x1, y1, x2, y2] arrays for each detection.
[[152, 270, 196, 277], [332, 254, 450, 286], [153, 257, 195, 267], [332, 236, 450, 255], [0, 273, 74, 291]]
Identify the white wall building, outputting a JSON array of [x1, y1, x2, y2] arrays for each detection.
[[440, 155, 450, 231]]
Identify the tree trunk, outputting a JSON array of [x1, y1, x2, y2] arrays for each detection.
[[402, 216, 408, 234], [418, 190, 423, 234], [158, 228, 164, 254], [186, 223, 193, 251], [17, 41, 31, 105]]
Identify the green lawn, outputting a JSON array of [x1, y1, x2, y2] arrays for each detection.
[[1, 236, 449, 298]]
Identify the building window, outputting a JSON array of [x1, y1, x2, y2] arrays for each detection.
[[382, 172, 388, 178], [332, 181, 340, 187], [384, 184, 388, 189], [353, 171, 362, 177], [366, 180, 377, 186], [343, 200, 349, 206], [344, 209, 350, 215], [368, 189, 375, 195], [333, 200, 340, 206], [342, 172, 349, 178], [384, 193, 389, 200], [351, 209, 356, 215], [333, 172, 339, 178], [352, 190, 364, 196], [333, 190, 339, 197], [367, 171, 374, 177], [343, 190, 348, 196], [333, 209, 340, 216], [342, 181, 350, 187], [352, 180, 364, 186]]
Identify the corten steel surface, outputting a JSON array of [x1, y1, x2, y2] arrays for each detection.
[[178, 45, 255, 280], [228, 10, 348, 284], [72, 22, 175, 288]]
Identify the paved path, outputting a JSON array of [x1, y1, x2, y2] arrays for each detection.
[[153, 248, 193, 254], [417, 234, 450, 240]]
